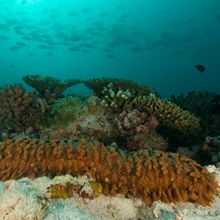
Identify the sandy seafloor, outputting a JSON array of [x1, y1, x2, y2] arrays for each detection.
[[0, 165, 219, 220]]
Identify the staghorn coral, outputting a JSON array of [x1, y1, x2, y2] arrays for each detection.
[[22, 75, 81, 103], [83, 78, 157, 98], [0, 84, 45, 134], [0, 138, 218, 206]]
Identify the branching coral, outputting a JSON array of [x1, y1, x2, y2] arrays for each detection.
[[101, 85, 134, 113], [0, 138, 218, 206], [83, 78, 157, 98], [133, 94, 199, 131], [22, 75, 81, 103], [163, 91, 220, 146], [100, 85, 199, 131], [0, 85, 46, 134], [157, 91, 220, 163]]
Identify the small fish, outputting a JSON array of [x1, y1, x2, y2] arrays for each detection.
[[195, 64, 206, 73]]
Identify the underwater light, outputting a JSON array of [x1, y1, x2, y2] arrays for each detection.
[[17, 0, 41, 4]]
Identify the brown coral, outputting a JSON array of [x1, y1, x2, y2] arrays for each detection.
[[134, 94, 199, 131], [22, 75, 81, 103], [0, 138, 218, 206], [46, 182, 77, 199], [0, 85, 45, 134]]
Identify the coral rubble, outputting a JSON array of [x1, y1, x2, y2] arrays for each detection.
[[0, 138, 218, 206]]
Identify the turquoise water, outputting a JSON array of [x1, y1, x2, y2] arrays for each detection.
[[0, 0, 220, 97]]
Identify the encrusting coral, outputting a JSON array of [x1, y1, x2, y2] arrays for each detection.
[[46, 180, 102, 200], [0, 84, 46, 134], [45, 96, 85, 129], [0, 138, 218, 206], [22, 75, 81, 103], [113, 110, 167, 151]]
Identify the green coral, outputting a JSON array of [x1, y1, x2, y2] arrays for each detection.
[[46, 96, 85, 128]]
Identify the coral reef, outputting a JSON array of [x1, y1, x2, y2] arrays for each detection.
[[157, 91, 220, 164], [0, 138, 218, 206], [22, 75, 81, 103], [101, 85, 199, 131], [163, 92, 220, 146], [42, 95, 117, 143], [0, 84, 46, 134], [98, 84, 199, 150], [83, 78, 157, 97], [42, 85, 199, 151]]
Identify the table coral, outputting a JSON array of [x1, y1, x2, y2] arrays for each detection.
[[0, 138, 218, 206], [83, 78, 157, 97], [22, 75, 81, 103]]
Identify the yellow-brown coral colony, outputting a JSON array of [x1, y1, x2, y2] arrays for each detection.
[[0, 138, 218, 206]]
